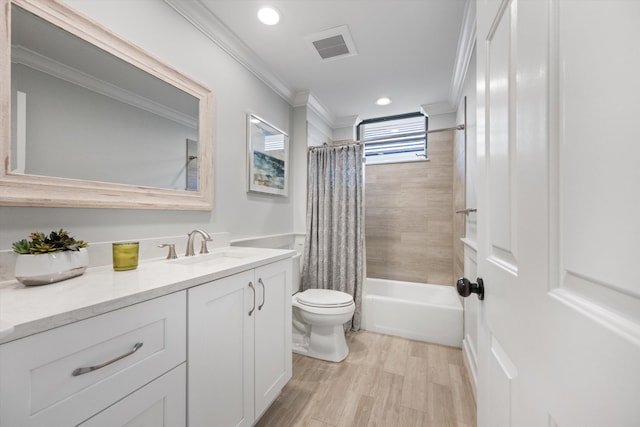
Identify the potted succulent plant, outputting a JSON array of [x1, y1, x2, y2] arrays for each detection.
[[12, 229, 89, 286]]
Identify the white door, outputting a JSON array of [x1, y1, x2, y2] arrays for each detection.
[[475, 0, 640, 426]]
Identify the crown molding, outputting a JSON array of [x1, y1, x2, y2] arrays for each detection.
[[12, 45, 197, 128], [449, 0, 476, 108], [421, 101, 456, 116], [294, 90, 341, 129], [163, 0, 295, 104]]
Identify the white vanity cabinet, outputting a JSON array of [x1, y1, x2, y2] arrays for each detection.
[[0, 291, 187, 427], [188, 258, 292, 427]]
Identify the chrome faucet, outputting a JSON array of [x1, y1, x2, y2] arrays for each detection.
[[185, 229, 213, 256]]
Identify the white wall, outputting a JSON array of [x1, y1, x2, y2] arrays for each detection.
[[290, 105, 337, 235], [292, 106, 308, 234], [307, 110, 333, 147], [0, 0, 294, 250], [332, 125, 354, 142], [428, 112, 457, 130]]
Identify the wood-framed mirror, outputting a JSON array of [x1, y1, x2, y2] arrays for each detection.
[[0, 0, 214, 210]]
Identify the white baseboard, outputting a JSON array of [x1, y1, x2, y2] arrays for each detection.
[[462, 335, 478, 401]]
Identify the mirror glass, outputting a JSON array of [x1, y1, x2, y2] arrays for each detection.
[[1, 0, 213, 209], [10, 5, 200, 191]]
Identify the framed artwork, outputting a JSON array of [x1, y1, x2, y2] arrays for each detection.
[[247, 113, 289, 197]]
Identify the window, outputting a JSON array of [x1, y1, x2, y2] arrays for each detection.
[[357, 112, 428, 164]]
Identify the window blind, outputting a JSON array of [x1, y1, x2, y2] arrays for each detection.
[[358, 113, 427, 158]]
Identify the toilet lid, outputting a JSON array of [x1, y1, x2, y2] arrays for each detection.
[[296, 289, 354, 308]]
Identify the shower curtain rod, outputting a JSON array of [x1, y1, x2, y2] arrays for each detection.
[[427, 124, 465, 133], [308, 141, 363, 150], [310, 124, 465, 150], [352, 124, 466, 144]]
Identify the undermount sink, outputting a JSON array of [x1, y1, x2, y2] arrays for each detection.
[[169, 250, 256, 266]]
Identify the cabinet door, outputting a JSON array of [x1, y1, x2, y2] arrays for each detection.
[[188, 271, 255, 427], [254, 259, 292, 419], [80, 363, 186, 427]]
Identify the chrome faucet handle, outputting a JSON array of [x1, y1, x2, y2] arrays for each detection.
[[158, 243, 177, 260], [200, 240, 210, 254]]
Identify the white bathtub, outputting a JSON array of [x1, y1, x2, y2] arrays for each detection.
[[361, 278, 463, 347]]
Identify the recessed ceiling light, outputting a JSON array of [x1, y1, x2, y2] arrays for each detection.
[[258, 7, 280, 25], [376, 97, 392, 106]]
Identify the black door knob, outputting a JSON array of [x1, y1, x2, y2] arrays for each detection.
[[456, 277, 485, 300]]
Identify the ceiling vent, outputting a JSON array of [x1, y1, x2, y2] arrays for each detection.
[[305, 25, 358, 61]]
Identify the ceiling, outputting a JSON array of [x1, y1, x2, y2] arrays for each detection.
[[166, 0, 471, 127]]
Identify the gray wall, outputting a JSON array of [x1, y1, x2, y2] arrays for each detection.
[[0, 0, 294, 249]]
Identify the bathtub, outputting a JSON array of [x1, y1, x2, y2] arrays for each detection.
[[361, 278, 463, 347]]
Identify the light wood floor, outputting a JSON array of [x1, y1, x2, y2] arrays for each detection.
[[257, 331, 477, 427]]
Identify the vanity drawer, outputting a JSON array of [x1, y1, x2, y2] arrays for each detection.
[[0, 291, 186, 427], [80, 363, 186, 427]]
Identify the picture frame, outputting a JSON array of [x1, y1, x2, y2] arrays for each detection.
[[246, 113, 289, 197]]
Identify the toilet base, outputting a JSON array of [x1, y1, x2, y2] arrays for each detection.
[[292, 324, 349, 362]]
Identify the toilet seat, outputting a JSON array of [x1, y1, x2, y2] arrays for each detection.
[[295, 289, 354, 308]]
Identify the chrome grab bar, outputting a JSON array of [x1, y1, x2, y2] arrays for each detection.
[[248, 282, 256, 316], [258, 278, 266, 311], [456, 208, 477, 215], [72, 342, 143, 376]]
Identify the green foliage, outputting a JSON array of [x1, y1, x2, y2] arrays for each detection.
[[12, 229, 88, 255]]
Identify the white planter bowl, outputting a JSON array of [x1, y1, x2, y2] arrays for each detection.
[[14, 248, 89, 286]]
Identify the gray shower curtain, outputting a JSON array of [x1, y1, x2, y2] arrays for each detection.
[[301, 142, 365, 331]]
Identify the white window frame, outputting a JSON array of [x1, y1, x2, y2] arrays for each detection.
[[357, 112, 428, 165]]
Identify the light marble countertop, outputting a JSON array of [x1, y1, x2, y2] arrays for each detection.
[[0, 246, 295, 344]]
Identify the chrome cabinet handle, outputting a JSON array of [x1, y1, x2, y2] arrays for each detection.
[[72, 342, 143, 376], [258, 278, 266, 310], [248, 282, 256, 316]]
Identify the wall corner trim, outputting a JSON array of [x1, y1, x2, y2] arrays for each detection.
[[449, 0, 477, 108], [461, 237, 478, 252], [462, 335, 478, 401], [293, 90, 336, 128]]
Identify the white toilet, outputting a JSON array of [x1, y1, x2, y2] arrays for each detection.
[[292, 289, 355, 362], [291, 254, 355, 362]]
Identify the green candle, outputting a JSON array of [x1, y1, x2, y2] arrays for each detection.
[[112, 242, 139, 271]]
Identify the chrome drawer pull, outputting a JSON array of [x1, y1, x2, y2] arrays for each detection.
[[258, 278, 266, 310], [248, 282, 256, 316], [72, 342, 143, 376]]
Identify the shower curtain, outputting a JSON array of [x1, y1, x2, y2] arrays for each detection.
[[301, 142, 365, 331]]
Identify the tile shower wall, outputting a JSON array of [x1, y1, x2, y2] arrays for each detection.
[[365, 130, 455, 285]]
